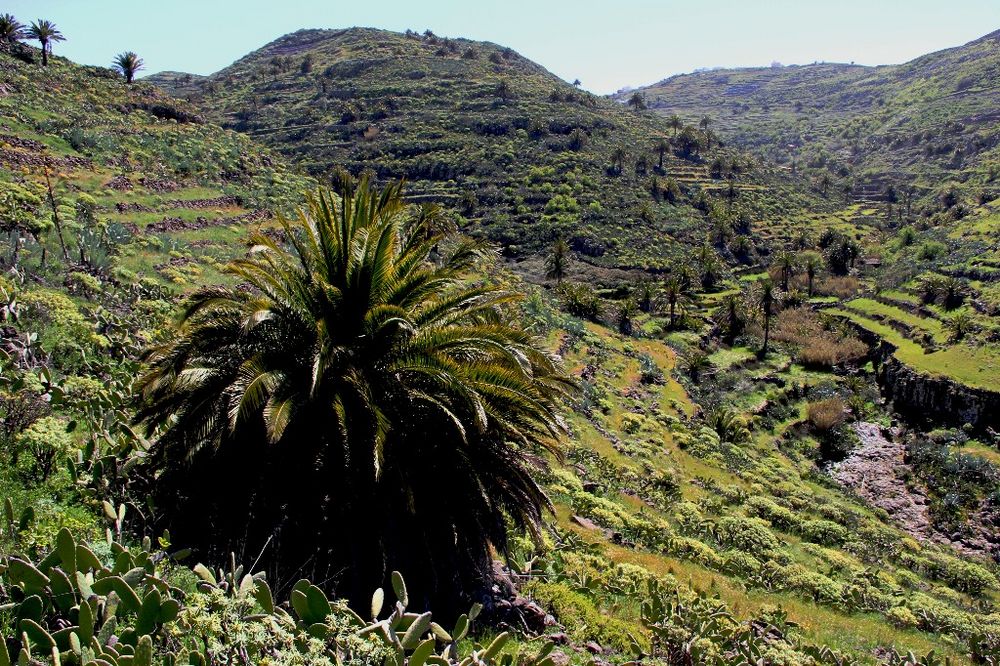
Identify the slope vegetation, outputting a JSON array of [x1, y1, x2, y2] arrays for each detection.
[[157, 27, 821, 270]]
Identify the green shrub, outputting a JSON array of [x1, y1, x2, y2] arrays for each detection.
[[886, 605, 920, 630], [714, 516, 781, 555], [525, 581, 648, 654], [799, 519, 849, 546]]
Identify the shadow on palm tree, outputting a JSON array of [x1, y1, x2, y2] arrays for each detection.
[[134, 178, 573, 619]]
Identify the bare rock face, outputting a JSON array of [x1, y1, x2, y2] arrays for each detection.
[[833, 422, 999, 559], [832, 422, 934, 541]]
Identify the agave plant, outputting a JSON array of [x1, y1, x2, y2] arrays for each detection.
[[134, 179, 571, 617], [113, 51, 145, 83]]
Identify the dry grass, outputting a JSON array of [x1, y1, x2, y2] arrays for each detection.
[[773, 308, 867, 368], [815, 276, 860, 298], [807, 397, 847, 432]]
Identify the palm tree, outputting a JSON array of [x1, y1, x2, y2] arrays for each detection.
[[667, 114, 682, 137], [134, 179, 572, 617], [945, 310, 974, 342], [545, 237, 570, 282], [774, 250, 797, 291], [758, 279, 777, 355], [113, 51, 145, 83], [0, 14, 24, 42], [27, 19, 64, 66], [627, 91, 646, 111], [715, 293, 746, 344], [653, 137, 670, 171], [708, 407, 752, 444], [662, 275, 687, 328], [802, 251, 822, 296], [610, 146, 627, 175]]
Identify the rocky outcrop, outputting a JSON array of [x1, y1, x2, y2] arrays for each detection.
[[848, 323, 1000, 431], [877, 352, 1000, 431]]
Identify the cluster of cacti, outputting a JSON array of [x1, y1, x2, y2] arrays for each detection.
[[3, 516, 564, 666], [0, 525, 185, 666]]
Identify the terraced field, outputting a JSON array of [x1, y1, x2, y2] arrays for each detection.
[[0, 53, 311, 291]]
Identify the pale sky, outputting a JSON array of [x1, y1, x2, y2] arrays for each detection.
[[9, 0, 1000, 94]]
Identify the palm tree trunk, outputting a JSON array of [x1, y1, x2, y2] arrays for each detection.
[[763, 313, 770, 355], [44, 171, 70, 262], [41, 42, 48, 66]]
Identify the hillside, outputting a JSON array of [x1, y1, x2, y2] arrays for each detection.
[[5, 19, 1000, 666], [625, 29, 1000, 206], [152, 27, 823, 271]]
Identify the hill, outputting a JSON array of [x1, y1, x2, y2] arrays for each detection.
[[5, 23, 1000, 666], [150, 27, 823, 271], [624, 29, 1000, 207]]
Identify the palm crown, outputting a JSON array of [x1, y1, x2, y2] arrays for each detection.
[[134, 179, 571, 615], [113, 51, 144, 83], [27, 19, 64, 66], [0, 14, 24, 41]]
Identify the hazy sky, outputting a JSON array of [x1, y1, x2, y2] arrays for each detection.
[[9, 0, 999, 94]]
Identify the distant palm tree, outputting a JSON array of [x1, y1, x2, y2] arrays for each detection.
[[545, 237, 570, 282], [27, 19, 64, 66], [610, 146, 627, 175], [113, 51, 145, 83], [758, 278, 777, 355], [653, 137, 670, 170], [667, 114, 682, 137], [774, 250, 797, 291], [0, 14, 24, 42], [627, 91, 646, 110], [801, 251, 822, 296], [134, 179, 571, 616], [662, 275, 688, 328]]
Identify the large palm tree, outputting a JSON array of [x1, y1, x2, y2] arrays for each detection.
[[134, 179, 571, 618], [113, 51, 145, 83], [27, 19, 64, 66], [0, 14, 24, 42]]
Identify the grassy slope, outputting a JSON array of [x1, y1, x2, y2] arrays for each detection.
[[153, 27, 823, 271]]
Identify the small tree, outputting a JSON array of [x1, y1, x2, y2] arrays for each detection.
[[27, 19, 64, 66], [545, 238, 570, 282], [113, 51, 145, 83]]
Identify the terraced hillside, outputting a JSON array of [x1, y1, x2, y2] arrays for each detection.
[[622, 29, 1000, 208], [0, 49, 312, 291], [152, 27, 824, 270]]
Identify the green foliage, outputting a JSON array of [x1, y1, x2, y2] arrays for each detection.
[[134, 181, 571, 615]]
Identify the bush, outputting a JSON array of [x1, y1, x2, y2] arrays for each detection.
[[886, 605, 920, 629], [556, 282, 602, 321], [714, 516, 781, 555], [799, 519, 849, 546], [525, 582, 648, 654], [745, 496, 801, 532], [13, 415, 76, 482]]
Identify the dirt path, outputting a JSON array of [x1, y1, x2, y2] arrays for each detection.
[[832, 422, 934, 540]]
